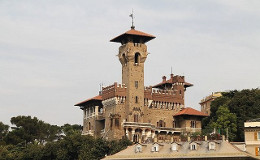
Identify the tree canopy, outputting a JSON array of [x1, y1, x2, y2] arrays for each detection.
[[0, 116, 132, 160], [202, 88, 260, 141]]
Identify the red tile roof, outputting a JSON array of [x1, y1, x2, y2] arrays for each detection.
[[152, 78, 193, 88], [174, 107, 208, 117], [110, 29, 155, 43], [124, 29, 155, 37], [74, 95, 102, 106]]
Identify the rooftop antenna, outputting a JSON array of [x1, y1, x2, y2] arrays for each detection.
[[171, 66, 173, 74], [129, 9, 135, 29], [99, 83, 103, 95]]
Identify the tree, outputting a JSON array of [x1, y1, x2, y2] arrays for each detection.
[[203, 88, 260, 141], [209, 105, 237, 141], [5, 116, 62, 145], [0, 122, 9, 144], [61, 124, 82, 136]]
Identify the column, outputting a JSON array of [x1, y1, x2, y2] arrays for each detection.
[[131, 130, 135, 142], [83, 108, 86, 119], [126, 128, 129, 138], [95, 106, 99, 116]]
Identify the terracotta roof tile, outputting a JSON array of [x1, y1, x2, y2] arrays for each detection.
[[74, 95, 102, 106], [124, 29, 155, 38], [174, 107, 208, 117], [110, 29, 155, 43], [152, 78, 193, 88]]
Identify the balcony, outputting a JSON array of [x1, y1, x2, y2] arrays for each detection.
[[123, 122, 182, 133], [155, 127, 182, 132], [123, 122, 155, 129]]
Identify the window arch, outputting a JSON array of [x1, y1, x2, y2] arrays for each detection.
[[134, 52, 140, 64], [158, 120, 165, 127], [135, 96, 138, 103]]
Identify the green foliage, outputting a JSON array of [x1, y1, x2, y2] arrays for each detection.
[[4, 116, 62, 145], [61, 123, 82, 136], [202, 88, 260, 141], [209, 105, 237, 141], [0, 116, 132, 160], [0, 122, 9, 145]]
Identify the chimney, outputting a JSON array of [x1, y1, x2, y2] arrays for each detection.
[[205, 136, 207, 141], [188, 136, 191, 142], [170, 73, 174, 79], [171, 136, 174, 143], [162, 76, 166, 82]]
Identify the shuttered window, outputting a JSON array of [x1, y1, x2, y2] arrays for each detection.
[[255, 132, 258, 140], [255, 147, 260, 156]]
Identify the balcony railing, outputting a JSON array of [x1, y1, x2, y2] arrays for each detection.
[[123, 122, 182, 132]]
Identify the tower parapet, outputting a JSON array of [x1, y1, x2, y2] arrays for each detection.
[[102, 82, 127, 100]]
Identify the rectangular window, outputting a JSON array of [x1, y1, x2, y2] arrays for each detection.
[[191, 121, 196, 128], [134, 114, 138, 122], [258, 132, 260, 140], [191, 144, 196, 150], [115, 118, 120, 128], [135, 81, 138, 88], [256, 147, 260, 156]]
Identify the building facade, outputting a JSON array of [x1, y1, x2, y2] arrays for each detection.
[[200, 92, 222, 115], [244, 118, 260, 158], [75, 27, 208, 142]]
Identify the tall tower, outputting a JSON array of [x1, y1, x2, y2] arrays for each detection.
[[110, 28, 155, 123]]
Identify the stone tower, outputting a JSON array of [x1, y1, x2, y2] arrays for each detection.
[[110, 28, 155, 123]]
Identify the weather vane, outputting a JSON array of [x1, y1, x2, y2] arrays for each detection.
[[129, 9, 135, 29]]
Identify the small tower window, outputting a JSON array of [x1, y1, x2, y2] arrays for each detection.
[[135, 53, 140, 64], [122, 54, 127, 65], [135, 96, 138, 103], [135, 81, 138, 88]]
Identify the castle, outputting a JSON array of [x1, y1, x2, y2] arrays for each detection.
[[75, 25, 208, 143]]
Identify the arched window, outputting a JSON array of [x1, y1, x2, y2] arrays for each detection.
[[122, 54, 127, 65], [158, 120, 165, 127], [135, 96, 138, 103], [134, 53, 140, 64]]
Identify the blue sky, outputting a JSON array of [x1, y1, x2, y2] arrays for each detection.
[[0, 0, 260, 126]]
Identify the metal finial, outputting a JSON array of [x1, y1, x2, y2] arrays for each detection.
[[129, 9, 135, 29]]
